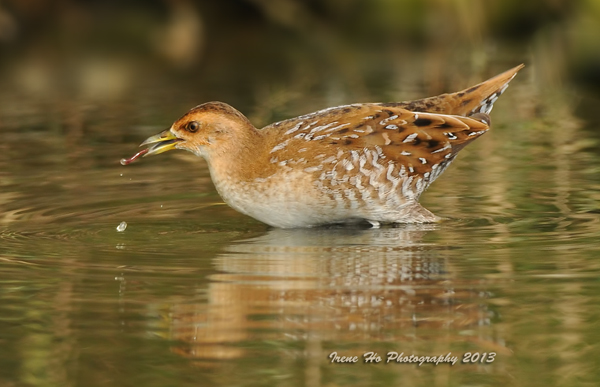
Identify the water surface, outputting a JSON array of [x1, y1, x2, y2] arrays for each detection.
[[1, 63, 600, 387]]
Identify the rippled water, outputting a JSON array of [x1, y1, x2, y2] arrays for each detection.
[[2, 65, 600, 387]]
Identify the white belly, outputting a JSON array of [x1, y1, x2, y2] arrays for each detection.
[[209, 167, 436, 228]]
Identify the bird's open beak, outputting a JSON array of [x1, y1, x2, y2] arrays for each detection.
[[121, 129, 182, 165], [140, 129, 181, 156]]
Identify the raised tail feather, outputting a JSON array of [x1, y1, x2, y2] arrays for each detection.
[[397, 64, 525, 118]]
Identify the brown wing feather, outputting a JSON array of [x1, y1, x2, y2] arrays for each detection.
[[261, 65, 523, 202], [266, 106, 489, 199], [378, 64, 524, 116]]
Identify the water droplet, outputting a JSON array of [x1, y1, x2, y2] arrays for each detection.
[[119, 158, 128, 166], [116, 221, 127, 232]]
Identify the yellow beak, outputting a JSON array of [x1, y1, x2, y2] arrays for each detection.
[[140, 129, 181, 156]]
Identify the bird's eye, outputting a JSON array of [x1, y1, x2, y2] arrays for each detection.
[[186, 121, 200, 132]]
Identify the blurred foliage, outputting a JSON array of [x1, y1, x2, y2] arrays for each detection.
[[0, 0, 599, 87], [0, 0, 599, 139]]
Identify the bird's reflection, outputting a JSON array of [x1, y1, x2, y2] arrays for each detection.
[[168, 225, 497, 360]]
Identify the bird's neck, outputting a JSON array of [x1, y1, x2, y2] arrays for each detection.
[[204, 124, 276, 185]]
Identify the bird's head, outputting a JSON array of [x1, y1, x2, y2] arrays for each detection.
[[122, 102, 255, 165]]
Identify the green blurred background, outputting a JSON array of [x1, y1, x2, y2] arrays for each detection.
[[1, 0, 599, 129], [2, 2, 600, 387]]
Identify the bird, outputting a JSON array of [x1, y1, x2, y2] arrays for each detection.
[[122, 64, 524, 228]]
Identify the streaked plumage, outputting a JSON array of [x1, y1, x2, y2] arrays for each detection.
[[124, 64, 524, 228]]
